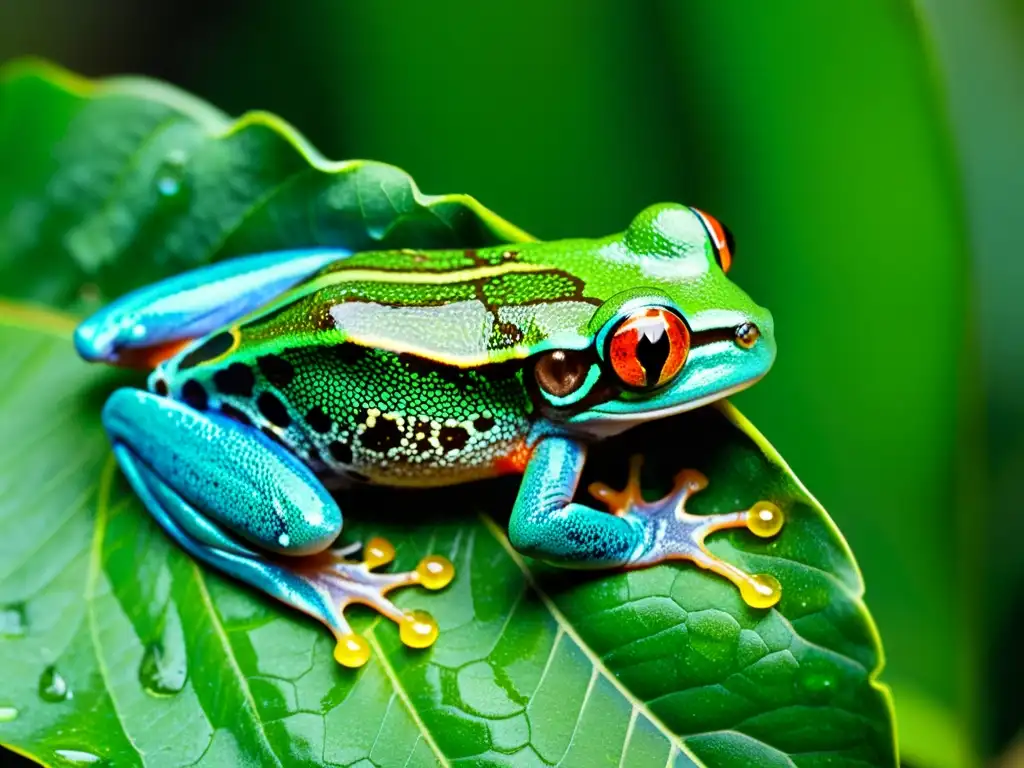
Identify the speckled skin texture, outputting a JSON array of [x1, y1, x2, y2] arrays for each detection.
[[75, 203, 781, 645], [508, 437, 639, 565], [155, 341, 533, 487]]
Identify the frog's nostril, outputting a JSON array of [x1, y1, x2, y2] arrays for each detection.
[[734, 323, 760, 349]]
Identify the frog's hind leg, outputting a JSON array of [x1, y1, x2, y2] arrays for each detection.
[[75, 249, 349, 367], [104, 388, 454, 667]]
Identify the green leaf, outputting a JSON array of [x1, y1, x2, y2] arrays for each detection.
[[0, 61, 896, 767], [0, 58, 534, 312], [304, 4, 983, 762]]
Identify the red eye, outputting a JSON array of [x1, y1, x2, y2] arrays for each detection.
[[692, 208, 734, 272], [607, 307, 690, 390]]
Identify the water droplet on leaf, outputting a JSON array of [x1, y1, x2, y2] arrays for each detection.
[[139, 642, 187, 696], [0, 603, 26, 637], [54, 749, 103, 765], [154, 149, 189, 199], [799, 666, 836, 700], [0, 706, 19, 722], [39, 666, 71, 702]]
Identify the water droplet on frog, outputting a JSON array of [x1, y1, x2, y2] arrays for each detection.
[[0, 603, 26, 637], [39, 666, 71, 702], [54, 749, 103, 765], [139, 642, 187, 696], [154, 149, 189, 199], [0, 706, 19, 722]]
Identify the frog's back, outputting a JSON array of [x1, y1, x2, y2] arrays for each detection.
[[152, 243, 603, 486]]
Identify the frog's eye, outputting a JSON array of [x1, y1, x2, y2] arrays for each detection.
[[607, 307, 690, 390], [692, 207, 734, 272]]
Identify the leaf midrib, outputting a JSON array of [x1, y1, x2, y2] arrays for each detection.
[[478, 513, 704, 767]]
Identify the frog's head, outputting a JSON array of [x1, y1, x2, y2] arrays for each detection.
[[532, 203, 775, 437]]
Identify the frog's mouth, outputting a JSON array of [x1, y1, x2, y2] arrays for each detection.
[[567, 375, 765, 439]]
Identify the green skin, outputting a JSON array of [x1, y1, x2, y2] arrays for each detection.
[[75, 202, 778, 662], [154, 203, 774, 483]]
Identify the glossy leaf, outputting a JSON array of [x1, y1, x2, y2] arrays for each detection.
[[0, 58, 533, 312], [306, 4, 982, 763], [0, 62, 895, 767]]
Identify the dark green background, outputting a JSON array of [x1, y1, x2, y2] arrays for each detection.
[[1, 1, 1021, 766]]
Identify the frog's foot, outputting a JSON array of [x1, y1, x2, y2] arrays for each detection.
[[588, 455, 785, 609], [287, 537, 455, 667]]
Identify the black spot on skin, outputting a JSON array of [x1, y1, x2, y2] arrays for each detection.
[[397, 352, 466, 385], [257, 392, 291, 427], [261, 426, 289, 449], [495, 321, 525, 344], [307, 447, 322, 464], [315, 308, 337, 332], [181, 380, 208, 410], [439, 426, 469, 452], [214, 363, 255, 397], [474, 416, 495, 432], [306, 406, 333, 434], [328, 440, 353, 464], [153, 378, 169, 396], [178, 331, 234, 370], [333, 343, 367, 365], [257, 354, 295, 388], [411, 418, 434, 453], [219, 403, 252, 426], [361, 418, 402, 453]]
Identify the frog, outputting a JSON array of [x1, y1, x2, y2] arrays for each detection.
[[74, 202, 783, 668]]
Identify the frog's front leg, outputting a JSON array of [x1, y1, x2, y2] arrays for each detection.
[[508, 436, 784, 608], [103, 388, 453, 667]]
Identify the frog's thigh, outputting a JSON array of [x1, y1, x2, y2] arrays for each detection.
[[75, 249, 349, 363], [508, 436, 641, 567], [103, 387, 342, 555]]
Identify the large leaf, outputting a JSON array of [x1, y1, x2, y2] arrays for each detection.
[[308, 4, 981, 764], [0, 62, 895, 767], [0, 58, 533, 311]]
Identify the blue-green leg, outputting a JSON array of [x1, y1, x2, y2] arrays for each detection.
[[509, 437, 641, 567], [509, 437, 786, 608], [104, 388, 454, 667], [75, 249, 347, 365]]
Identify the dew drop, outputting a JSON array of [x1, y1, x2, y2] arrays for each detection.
[[799, 667, 836, 699], [0, 603, 26, 637], [54, 749, 103, 765], [154, 149, 189, 199], [0, 706, 18, 722], [39, 666, 71, 702], [139, 642, 187, 696]]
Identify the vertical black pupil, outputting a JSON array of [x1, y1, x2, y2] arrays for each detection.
[[634, 326, 670, 387]]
